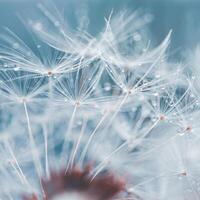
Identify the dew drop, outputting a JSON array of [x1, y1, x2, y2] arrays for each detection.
[[3, 63, 8, 68], [13, 43, 19, 49], [153, 92, 159, 97], [104, 82, 111, 91], [33, 22, 43, 31], [77, 120, 82, 126], [14, 67, 20, 71], [178, 132, 185, 136], [155, 74, 161, 78], [54, 21, 60, 27], [133, 32, 142, 42]]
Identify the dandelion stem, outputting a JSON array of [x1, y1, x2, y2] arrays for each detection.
[[23, 102, 42, 188], [102, 92, 129, 132], [42, 124, 50, 178], [48, 76, 53, 99], [90, 141, 127, 182], [60, 104, 78, 167], [67, 117, 88, 171], [5, 141, 30, 188], [79, 111, 108, 165], [79, 93, 129, 165], [9, 161, 26, 185], [140, 118, 160, 139]]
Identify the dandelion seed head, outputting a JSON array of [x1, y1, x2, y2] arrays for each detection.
[[1, 2, 200, 200]]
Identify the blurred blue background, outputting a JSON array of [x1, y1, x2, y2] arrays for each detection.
[[0, 0, 200, 59]]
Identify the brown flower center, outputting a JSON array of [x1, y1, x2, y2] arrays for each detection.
[[22, 166, 125, 200]]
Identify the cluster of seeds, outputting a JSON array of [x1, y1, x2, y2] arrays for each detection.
[[0, 2, 200, 200]]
